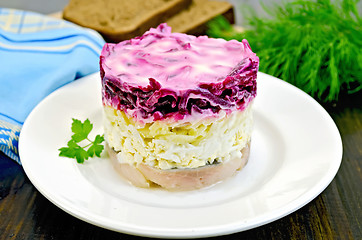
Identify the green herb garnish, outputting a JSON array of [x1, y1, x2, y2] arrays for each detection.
[[58, 118, 104, 163], [207, 0, 362, 103]]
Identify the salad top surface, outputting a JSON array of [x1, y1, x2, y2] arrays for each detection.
[[100, 24, 259, 122]]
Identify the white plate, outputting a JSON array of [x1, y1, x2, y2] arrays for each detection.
[[19, 72, 342, 238]]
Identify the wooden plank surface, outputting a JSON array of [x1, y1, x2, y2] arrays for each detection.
[[0, 93, 361, 239]]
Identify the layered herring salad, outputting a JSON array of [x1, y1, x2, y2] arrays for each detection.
[[100, 23, 259, 171]]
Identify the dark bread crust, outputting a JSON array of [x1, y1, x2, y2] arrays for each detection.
[[63, 0, 234, 42], [167, 0, 235, 36], [63, 0, 192, 42]]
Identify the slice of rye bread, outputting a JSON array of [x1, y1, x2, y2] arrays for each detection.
[[62, 0, 192, 42], [166, 0, 234, 35]]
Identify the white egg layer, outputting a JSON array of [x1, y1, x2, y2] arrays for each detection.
[[104, 105, 253, 170]]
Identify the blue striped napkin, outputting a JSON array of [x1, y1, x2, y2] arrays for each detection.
[[0, 8, 105, 164]]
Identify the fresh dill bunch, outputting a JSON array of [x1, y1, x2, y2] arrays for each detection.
[[207, 0, 362, 103]]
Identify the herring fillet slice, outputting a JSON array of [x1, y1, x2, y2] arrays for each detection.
[[107, 143, 250, 191]]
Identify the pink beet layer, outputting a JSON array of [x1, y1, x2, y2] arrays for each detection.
[[100, 23, 259, 122]]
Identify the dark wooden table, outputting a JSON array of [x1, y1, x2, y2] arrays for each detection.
[[1, 93, 361, 240]]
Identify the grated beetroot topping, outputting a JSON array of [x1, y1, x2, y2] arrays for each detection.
[[100, 23, 259, 122]]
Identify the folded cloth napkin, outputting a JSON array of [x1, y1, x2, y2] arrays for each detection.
[[0, 8, 105, 164]]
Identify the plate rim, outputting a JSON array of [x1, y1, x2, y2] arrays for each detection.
[[19, 72, 343, 238]]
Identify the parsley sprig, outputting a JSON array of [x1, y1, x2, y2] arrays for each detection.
[[58, 118, 104, 163]]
